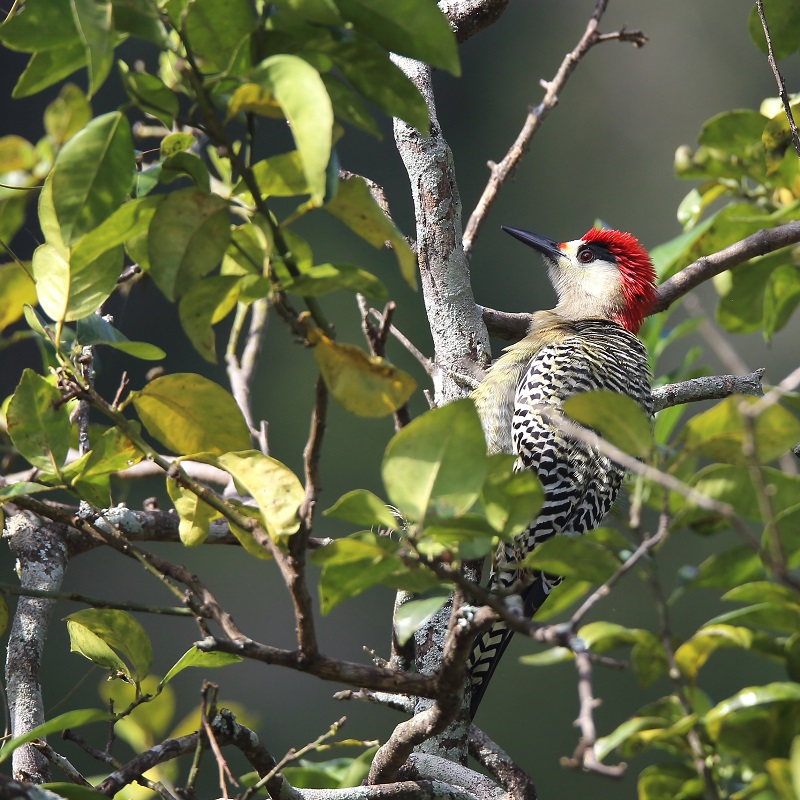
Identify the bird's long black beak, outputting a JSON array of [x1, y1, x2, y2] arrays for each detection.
[[501, 226, 562, 262]]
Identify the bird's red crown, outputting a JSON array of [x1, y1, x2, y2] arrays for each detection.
[[581, 228, 657, 333]]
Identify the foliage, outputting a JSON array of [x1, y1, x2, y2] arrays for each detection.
[[0, 1, 799, 799]]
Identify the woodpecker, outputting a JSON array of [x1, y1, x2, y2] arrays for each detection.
[[467, 225, 657, 718]]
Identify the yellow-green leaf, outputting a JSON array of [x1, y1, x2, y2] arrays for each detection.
[[131, 373, 250, 456], [166, 478, 221, 546], [311, 330, 415, 418], [0, 263, 37, 333], [217, 451, 304, 539]]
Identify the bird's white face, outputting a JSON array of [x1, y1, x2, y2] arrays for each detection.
[[547, 238, 626, 320]]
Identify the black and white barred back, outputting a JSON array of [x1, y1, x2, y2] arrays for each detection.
[[468, 320, 652, 718]]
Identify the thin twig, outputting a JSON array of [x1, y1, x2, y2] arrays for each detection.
[[756, 0, 800, 159], [462, 0, 647, 256], [367, 307, 436, 377]]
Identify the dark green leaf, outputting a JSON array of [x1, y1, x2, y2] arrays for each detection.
[[416, 514, 497, 561], [382, 399, 487, 522], [119, 61, 178, 127], [333, 0, 459, 76], [749, 0, 800, 58], [70, 0, 114, 96], [184, 0, 254, 70]]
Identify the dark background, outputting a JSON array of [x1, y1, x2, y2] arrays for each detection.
[[2, 1, 800, 797]]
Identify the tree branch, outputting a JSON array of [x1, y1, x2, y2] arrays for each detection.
[[4, 514, 69, 784], [468, 726, 537, 800], [651, 370, 764, 413], [756, 0, 800, 160], [440, 0, 510, 43], [367, 604, 495, 785], [462, 0, 647, 256]]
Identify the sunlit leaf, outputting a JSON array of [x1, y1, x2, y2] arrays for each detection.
[[50, 111, 134, 244], [217, 451, 304, 539], [478, 453, 543, 539], [166, 478, 221, 546], [562, 390, 653, 459], [161, 647, 243, 685], [65, 608, 152, 682], [132, 373, 250, 456], [70, 0, 114, 96], [382, 399, 487, 522], [674, 624, 753, 685], [6, 369, 70, 474], [0, 263, 37, 333], [311, 330, 415, 418], [323, 489, 398, 530], [324, 174, 417, 288], [524, 536, 621, 585]]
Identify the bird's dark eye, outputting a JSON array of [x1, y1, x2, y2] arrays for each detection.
[[577, 247, 595, 264]]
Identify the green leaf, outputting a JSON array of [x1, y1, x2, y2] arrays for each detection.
[[0, 481, 54, 500], [698, 109, 767, 154], [0, 709, 110, 763], [75, 307, 165, 360], [132, 373, 251, 456], [233, 151, 310, 200], [562, 390, 653, 459], [322, 73, 380, 137], [0, 263, 37, 334], [166, 478, 221, 546], [234, 55, 333, 203], [323, 489, 398, 530], [65, 608, 152, 682], [118, 60, 177, 127], [311, 531, 403, 614], [764, 263, 800, 337], [50, 111, 134, 244], [679, 395, 800, 465], [13, 41, 88, 98], [43, 83, 92, 146], [749, 0, 800, 58], [161, 646, 243, 686], [678, 545, 765, 592], [416, 514, 497, 561], [178, 275, 245, 362], [147, 188, 231, 301], [283, 263, 388, 303], [184, 0, 254, 71], [0, 0, 79, 50], [334, 0, 459, 76], [674, 624, 754, 685], [312, 330, 416, 418], [160, 132, 196, 158], [327, 33, 429, 133], [70, 0, 114, 96], [7, 369, 71, 474], [524, 536, 621, 585], [704, 682, 800, 767], [636, 763, 699, 800], [217, 451, 305, 539], [477, 453, 543, 539], [533, 579, 592, 622], [324, 174, 417, 288], [33, 240, 122, 323], [689, 464, 800, 522], [394, 589, 450, 646], [382, 399, 488, 522]]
